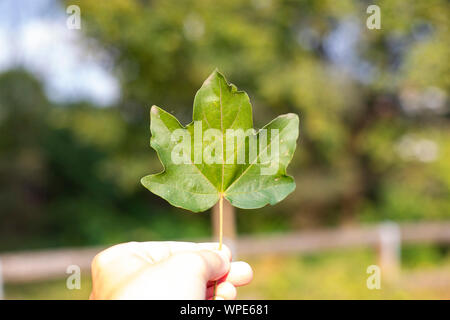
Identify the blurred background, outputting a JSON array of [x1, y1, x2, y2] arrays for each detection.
[[0, 0, 449, 299]]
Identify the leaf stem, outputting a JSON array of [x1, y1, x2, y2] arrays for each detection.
[[213, 194, 224, 299], [219, 194, 223, 250]]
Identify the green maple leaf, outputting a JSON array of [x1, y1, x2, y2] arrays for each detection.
[[141, 70, 299, 213]]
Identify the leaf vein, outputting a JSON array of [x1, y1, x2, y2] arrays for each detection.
[[224, 122, 290, 194]]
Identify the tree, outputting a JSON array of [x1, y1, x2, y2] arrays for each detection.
[[64, 0, 450, 229]]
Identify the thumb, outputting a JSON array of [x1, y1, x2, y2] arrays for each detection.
[[196, 249, 231, 282], [167, 249, 230, 284]]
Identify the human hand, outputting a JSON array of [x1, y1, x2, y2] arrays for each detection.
[[90, 241, 253, 300]]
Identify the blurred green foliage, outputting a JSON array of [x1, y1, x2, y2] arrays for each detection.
[[1, 0, 449, 250], [0, 71, 210, 250]]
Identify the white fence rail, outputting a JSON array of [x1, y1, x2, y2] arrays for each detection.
[[0, 222, 449, 285]]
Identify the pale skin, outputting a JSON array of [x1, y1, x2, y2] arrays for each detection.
[[90, 241, 253, 300]]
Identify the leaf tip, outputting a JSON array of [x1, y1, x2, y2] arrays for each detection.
[[284, 113, 298, 119], [204, 68, 222, 85], [284, 113, 299, 125], [151, 105, 159, 115], [151, 105, 163, 120]]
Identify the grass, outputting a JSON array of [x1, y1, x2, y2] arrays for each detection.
[[238, 248, 450, 299]]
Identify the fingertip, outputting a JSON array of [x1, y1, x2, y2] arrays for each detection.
[[228, 261, 253, 286], [197, 243, 232, 261], [215, 281, 237, 300], [217, 244, 232, 261], [197, 250, 230, 281], [213, 248, 231, 266]]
